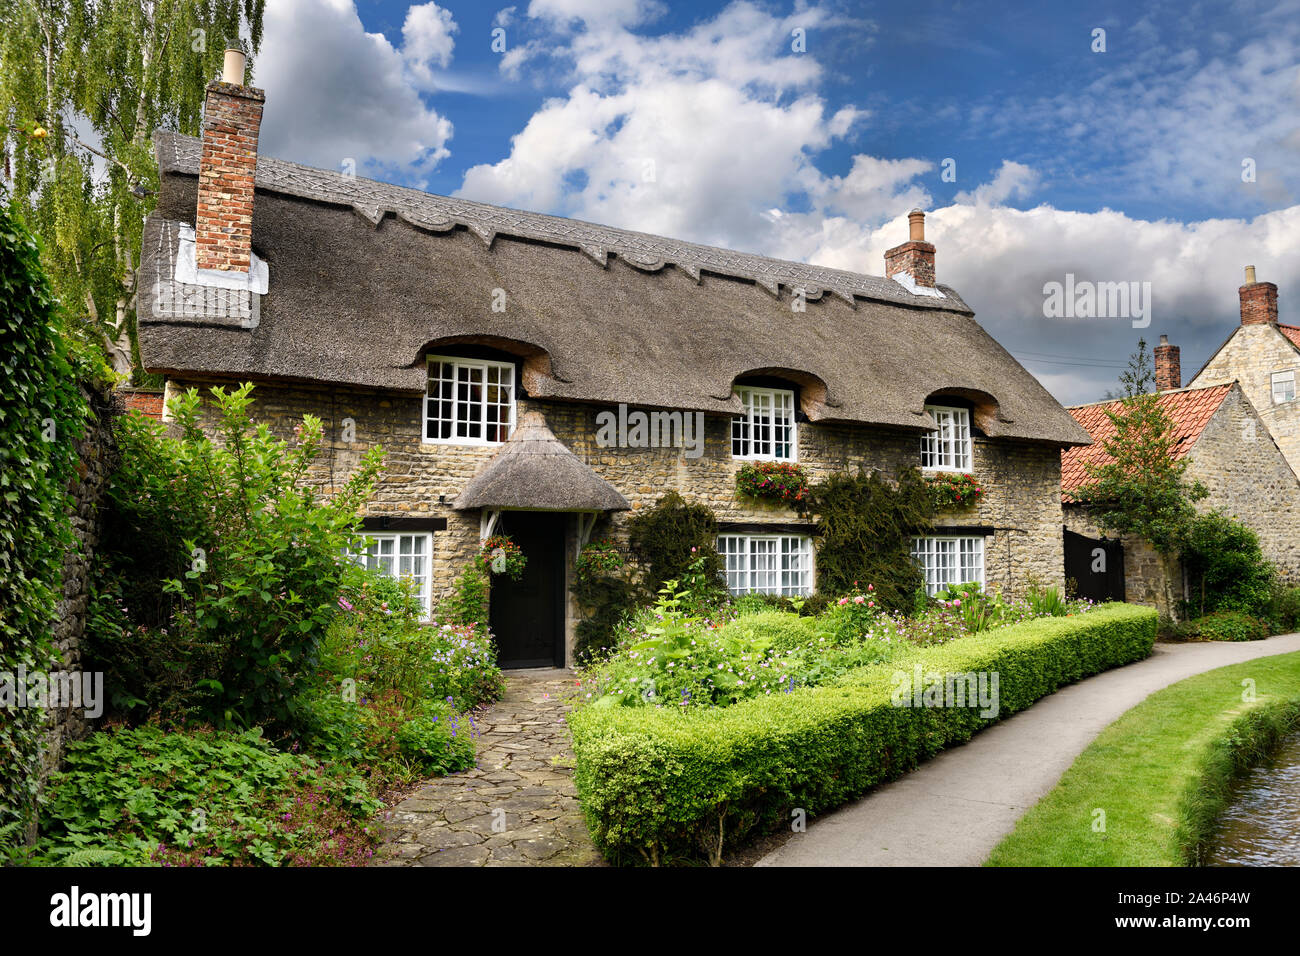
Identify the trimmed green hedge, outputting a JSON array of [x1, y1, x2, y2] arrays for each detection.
[[570, 603, 1156, 865]]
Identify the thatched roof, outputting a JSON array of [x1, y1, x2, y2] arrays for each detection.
[[136, 130, 1090, 446], [454, 411, 630, 512]]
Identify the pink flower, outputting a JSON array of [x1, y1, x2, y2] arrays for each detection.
[[853, 595, 865, 604], [338, 596, 354, 612], [838, 597, 849, 606]]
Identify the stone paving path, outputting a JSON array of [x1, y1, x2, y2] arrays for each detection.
[[370, 668, 604, 867]]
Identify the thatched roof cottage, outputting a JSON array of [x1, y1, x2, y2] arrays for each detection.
[[135, 53, 1089, 667]]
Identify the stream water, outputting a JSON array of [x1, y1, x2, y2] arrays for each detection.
[[1205, 728, 1300, 866]]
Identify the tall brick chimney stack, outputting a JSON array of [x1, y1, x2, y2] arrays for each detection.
[[1239, 264, 1279, 327], [884, 209, 936, 288], [1154, 334, 1180, 390], [195, 48, 264, 274]]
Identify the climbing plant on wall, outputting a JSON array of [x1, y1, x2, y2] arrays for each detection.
[[0, 203, 88, 836], [797, 467, 935, 612]]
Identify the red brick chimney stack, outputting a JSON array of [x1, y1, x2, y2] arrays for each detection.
[[1154, 334, 1180, 391], [195, 48, 264, 274], [884, 208, 936, 288], [1239, 265, 1279, 327]]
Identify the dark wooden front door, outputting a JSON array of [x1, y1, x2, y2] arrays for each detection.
[[489, 512, 566, 668], [1064, 527, 1126, 603]]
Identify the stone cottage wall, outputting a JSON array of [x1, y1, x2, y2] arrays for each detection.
[[1182, 386, 1300, 582], [40, 384, 116, 801], [167, 378, 1067, 662]]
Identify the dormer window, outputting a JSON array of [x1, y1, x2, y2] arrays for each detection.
[[425, 355, 516, 445], [921, 404, 972, 471], [732, 386, 796, 461], [1272, 370, 1295, 404]]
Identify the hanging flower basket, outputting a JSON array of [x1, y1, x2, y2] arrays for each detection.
[[735, 462, 810, 505], [926, 472, 984, 509], [575, 539, 624, 582], [479, 535, 528, 580]]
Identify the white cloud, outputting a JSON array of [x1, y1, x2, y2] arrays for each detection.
[[254, 0, 454, 182], [954, 160, 1040, 206], [403, 2, 459, 88], [460, 2, 896, 243]]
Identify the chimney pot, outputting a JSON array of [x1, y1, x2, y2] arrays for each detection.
[[222, 48, 247, 85], [908, 209, 925, 242], [1245, 264, 1257, 284], [1154, 335, 1181, 391]]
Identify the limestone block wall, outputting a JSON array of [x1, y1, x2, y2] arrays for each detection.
[[1182, 386, 1300, 582], [169, 378, 1069, 661], [1191, 324, 1300, 480]]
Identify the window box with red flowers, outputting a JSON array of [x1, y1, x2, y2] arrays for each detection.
[[735, 461, 810, 505], [926, 472, 984, 509], [478, 535, 528, 580]]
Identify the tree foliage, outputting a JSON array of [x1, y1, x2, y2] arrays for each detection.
[[0, 0, 265, 378], [1072, 338, 1207, 555]]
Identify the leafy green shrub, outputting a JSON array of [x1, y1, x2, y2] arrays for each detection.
[[86, 384, 384, 734], [1266, 586, 1300, 635], [627, 491, 726, 599], [571, 603, 1156, 864], [437, 563, 490, 629], [798, 468, 934, 613], [0, 205, 87, 833], [731, 593, 801, 616], [572, 573, 642, 664], [1188, 611, 1268, 643], [31, 726, 381, 866], [333, 571, 504, 710], [1180, 511, 1276, 617]]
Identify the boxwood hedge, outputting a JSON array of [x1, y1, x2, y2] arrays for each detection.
[[569, 602, 1156, 865]]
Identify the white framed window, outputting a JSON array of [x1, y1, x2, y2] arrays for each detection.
[[425, 356, 516, 445], [732, 387, 797, 461], [921, 405, 972, 471], [1273, 370, 1295, 404], [717, 533, 814, 597], [355, 532, 433, 616], [911, 536, 984, 596]]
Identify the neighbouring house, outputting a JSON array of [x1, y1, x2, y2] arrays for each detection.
[[1061, 337, 1300, 614], [133, 53, 1089, 668], [1186, 265, 1300, 477]]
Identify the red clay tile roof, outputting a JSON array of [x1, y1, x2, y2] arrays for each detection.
[[120, 389, 164, 421], [1060, 383, 1234, 497], [1278, 325, 1300, 351]]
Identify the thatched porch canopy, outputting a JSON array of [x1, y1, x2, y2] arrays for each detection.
[[454, 411, 630, 513]]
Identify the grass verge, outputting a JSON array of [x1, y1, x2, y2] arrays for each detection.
[[985, 650, 1300, 866]]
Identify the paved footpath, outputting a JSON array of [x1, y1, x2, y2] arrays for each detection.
[[759, 634, 1300, 867], [370, 668, 604, 867]]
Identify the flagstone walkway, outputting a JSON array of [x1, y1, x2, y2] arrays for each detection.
[[369, 669, 605, 867]]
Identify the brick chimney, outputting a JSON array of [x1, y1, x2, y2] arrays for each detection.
[[1154, 334, 1180, 390], [195, 48, 264, 274], [1239, 265, 1279, 327], [885, 208, 936, 288]]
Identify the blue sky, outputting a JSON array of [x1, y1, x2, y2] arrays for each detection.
[[249, 0, 1300, 403]]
